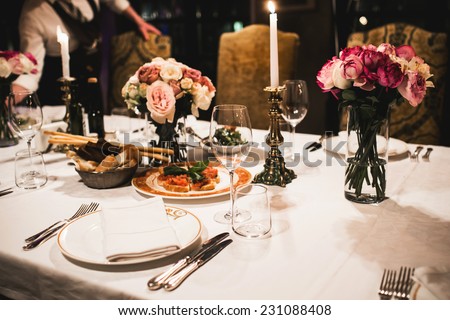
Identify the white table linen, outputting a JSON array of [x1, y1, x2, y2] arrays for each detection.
[[1, 119, 450, 300]]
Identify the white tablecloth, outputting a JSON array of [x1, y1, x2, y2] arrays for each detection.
[[1, 119, 450, 300]]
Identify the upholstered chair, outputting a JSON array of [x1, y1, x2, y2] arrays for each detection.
[[109, 31, 172, 112], [216, 24, 300, 130], [346, 22, 448, 145]]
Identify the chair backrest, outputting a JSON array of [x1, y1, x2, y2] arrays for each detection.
[[109, 31, 172, 112], [216, 24, 300, 130], [346, 22, 448, 145]]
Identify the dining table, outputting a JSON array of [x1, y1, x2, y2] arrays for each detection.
[[1, 113, 450, 301]]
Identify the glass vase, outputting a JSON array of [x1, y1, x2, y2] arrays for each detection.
[[0, 83, 18, 147], [344, 104, 390, 204]]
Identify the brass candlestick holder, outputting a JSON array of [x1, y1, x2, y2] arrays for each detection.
[[58, 76, 77, 129], [55, 77, 77, 153], [253, 86, 297, 187]]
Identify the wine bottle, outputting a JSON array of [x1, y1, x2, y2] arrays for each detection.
[[86, 77, 105, 138]]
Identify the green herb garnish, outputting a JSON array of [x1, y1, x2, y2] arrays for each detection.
[[163, 160, 210, 182]]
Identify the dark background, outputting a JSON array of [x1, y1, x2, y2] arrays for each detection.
[[2, 0, 449, 143]]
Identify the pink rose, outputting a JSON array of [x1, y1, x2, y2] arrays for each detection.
[[377, 60, 404, 88], [198, 76, 216, 93], [146, 80, 176, 124], [183, 68, 202, 82], [168, 79, 182, 97], [138, 65, 160, 84], [395, 45, 416, 61], [341, 54, 364, 80], [361, 50, 386, 81], [340, 46, 363, 60], [397, 71, 426, 107], [332, 60, 352, 89], [316, 57, 338, 91], [377, 43, 396, 55]]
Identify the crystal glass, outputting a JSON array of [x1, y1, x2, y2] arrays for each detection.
[[209, 105, 253, 224], [280, 80, 309, 161], [8, 91, 45, 189]]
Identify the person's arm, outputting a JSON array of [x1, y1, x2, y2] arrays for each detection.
[[121, 5, 161, 40]]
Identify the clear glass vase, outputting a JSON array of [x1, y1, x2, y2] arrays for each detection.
[[344, 104, 390, 204]]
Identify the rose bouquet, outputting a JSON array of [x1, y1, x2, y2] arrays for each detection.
[[317, 43, 433, 202], [122, 57, 215, 161], [0, 50, 37, 147]]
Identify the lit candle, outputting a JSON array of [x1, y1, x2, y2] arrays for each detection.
[[56, 25, 70, 79], [268, 1, 279, 87]]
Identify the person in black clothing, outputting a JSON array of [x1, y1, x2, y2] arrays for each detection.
[[12, 0, 161, 106]]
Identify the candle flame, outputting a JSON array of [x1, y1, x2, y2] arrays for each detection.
[[268, 1, 275, 14]]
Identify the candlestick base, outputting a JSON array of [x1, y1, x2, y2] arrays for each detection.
[[55, 77, 78, 153], [252, 86, 297, 187]]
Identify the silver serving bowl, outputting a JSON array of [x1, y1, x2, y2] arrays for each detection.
[[75, 164, 138, 189]]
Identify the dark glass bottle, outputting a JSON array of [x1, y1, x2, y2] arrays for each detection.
[[86, 77, 105, 138], [67, 83, 84, 136]]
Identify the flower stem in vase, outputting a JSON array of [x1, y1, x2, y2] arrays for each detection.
[[344, 105, 389, 203]]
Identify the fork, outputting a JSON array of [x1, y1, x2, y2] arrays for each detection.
[[410, 146, 424, 161], [25, 203, 92, 243], [378, 268, 397, 300], [23, 202, 100, 250], [394, 267, 415, 300]]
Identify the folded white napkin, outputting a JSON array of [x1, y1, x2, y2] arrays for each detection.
[[412, 266, 450, 300], [42, 106, 66, 124], [101, 198, 181, 262]]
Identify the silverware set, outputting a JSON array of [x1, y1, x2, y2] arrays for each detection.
[[23, 202, 100, 250], [378, 266, 415, 300], [306, 132, 333, 152], [148, 232, 232, 291], [410, 145, 433, 161], [0, 187, 13, 197]]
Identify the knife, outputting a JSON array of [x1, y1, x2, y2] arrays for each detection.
[[164, 238, 233, 291], [147, 232, 229, 290]]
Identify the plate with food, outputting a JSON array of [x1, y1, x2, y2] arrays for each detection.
[[132, 160, 252, 199]]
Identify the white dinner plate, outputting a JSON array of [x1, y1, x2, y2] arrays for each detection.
[[132, 165, 252, 199], [57, 206, 202, 266], [322, 134, 409, 159]]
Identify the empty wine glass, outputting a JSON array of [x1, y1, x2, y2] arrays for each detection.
[[8, 91, 46, 188], [209, 105, 253, 224], [281, 80, 309, 161]]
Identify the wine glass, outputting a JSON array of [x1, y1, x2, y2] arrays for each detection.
[[281, 80, 309, 161], [209, 104, 253, 224], [8, 91, 45, 188]]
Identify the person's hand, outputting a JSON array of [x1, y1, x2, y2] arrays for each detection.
[[137, 21, 161, 40], [6, 84, 29, 105]]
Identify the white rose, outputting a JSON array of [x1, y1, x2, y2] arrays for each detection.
[[180, 77, 193, 90], [191, 84, 212, 117], [0, 57, 12, 78], [332, 60, 351, 89], [18, 54, 35, 73], [160, 62, 183, 82]]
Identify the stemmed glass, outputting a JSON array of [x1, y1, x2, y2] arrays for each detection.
[[280, 80, 309, 161], [209, 104, 253, 224], [8, 91, 45, 188]]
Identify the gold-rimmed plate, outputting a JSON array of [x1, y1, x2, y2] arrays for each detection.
[[131, 164, 252, 199], [57, 206, 202, 266]]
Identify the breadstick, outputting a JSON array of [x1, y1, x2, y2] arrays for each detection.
[[140, 152, 170, 162]]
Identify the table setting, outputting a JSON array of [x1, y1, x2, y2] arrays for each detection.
[[1, 3, 450, 302]]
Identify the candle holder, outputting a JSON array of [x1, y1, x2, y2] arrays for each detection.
[[55, 77, 78, 153], [253, 86, 297, 187], [58, 77, 77, 128]]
